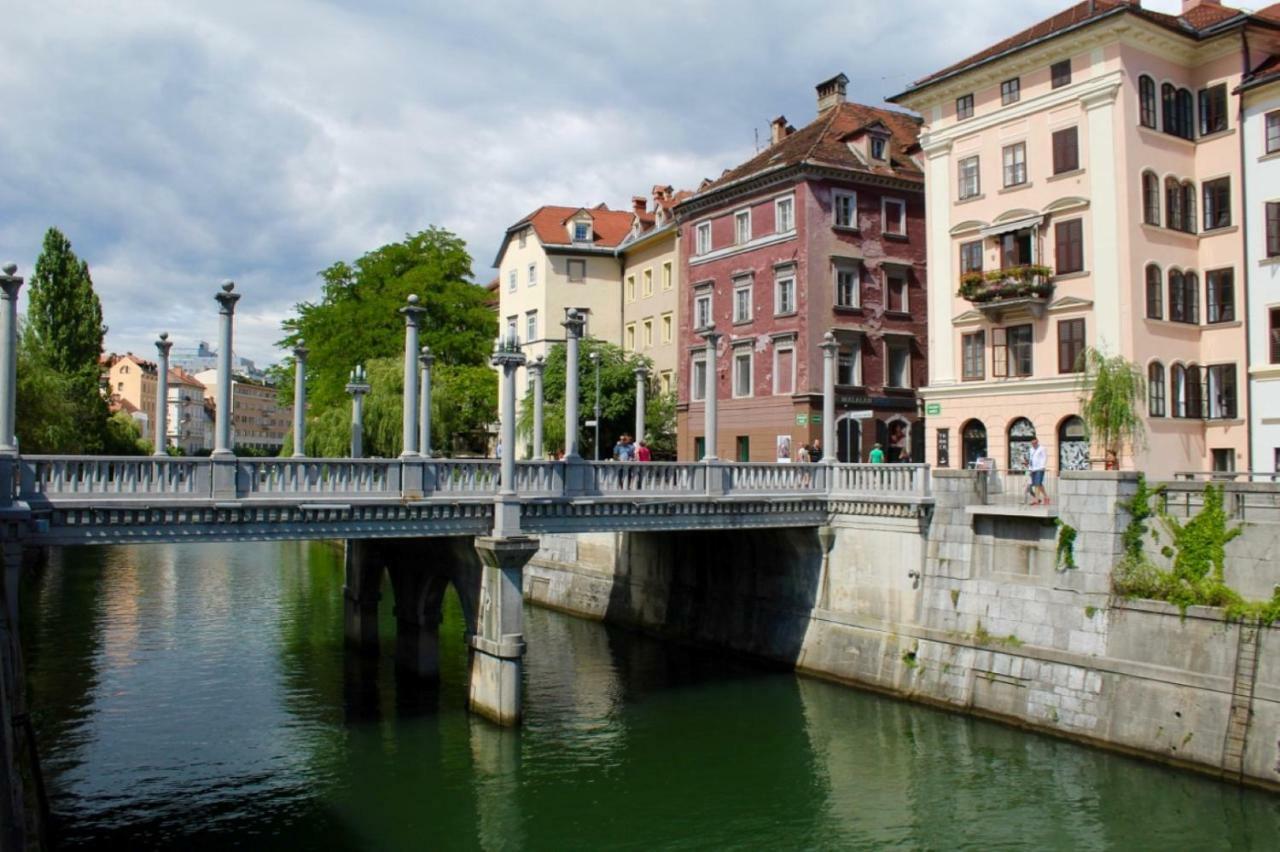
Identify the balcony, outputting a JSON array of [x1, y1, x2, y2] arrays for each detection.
[[957, 265, 1054, 320]]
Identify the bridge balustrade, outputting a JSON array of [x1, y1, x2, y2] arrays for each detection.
[[830, 463, 929, 497], [588, 461, 701, 496], [21, 456, 204, 499], [240, 458, 399, 498]]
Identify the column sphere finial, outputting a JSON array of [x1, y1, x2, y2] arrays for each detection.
[[2, 264, 16, 276]]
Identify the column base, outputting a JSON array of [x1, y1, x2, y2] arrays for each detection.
[[468, 536, 537, 727], [468, 635, 526, 726]]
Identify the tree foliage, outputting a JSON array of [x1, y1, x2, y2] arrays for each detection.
[[1077, 347, 1146, 463], [26, 227, 106, 375], [518, 339, 676, 459]]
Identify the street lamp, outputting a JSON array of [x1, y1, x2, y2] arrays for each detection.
[[588, 350, 601, 461]]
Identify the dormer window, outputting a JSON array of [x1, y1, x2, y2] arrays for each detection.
[[870, 137, 887, 161], [573, 222, 591, 242]]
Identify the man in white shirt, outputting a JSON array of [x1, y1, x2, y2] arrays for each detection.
[[1028, 437, 1049, 505]]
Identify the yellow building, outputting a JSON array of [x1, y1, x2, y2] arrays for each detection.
[[193, 370, 292, 454], [619, 187, 689, 396], [104, 353, 159, 440]]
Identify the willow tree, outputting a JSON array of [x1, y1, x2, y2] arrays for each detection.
[[1078, 347, 1146, 464]]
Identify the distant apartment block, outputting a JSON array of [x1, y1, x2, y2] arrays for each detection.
[[194, 370, 291, 453]]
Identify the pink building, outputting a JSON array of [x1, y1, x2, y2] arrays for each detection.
[[892, 0, 1280, 478], [674, 75, 927, 462]]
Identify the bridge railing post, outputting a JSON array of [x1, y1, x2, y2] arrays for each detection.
[[402, 458, 425, 499], [705, 461, 726, 497]]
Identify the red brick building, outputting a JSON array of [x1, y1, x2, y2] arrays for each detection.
[[675, 74, 928, 463]]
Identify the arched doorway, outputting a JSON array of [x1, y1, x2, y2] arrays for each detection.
[[1008, 417, 1036, 471], [961, 419, 987, 468], [885, 416, 911, 462], [836, 415, 861, 463], [1058, 416, 1090, 471]]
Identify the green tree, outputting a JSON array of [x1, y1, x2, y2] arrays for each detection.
[[103, 410, 153, 455], [15, 327, 81, 453], [1078, 347, 1145, 465], [518, 340, 674, 459]]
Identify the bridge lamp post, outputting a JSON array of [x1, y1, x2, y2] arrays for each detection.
[[589, 350, 601, 461], [345, 365, 370, 458], [292, 341, 308, 458], [154, 333, 172, 456], [419, 345, 435, 458]]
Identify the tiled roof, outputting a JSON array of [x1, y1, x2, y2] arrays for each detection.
[[896, 1, 1271, 99], [693, 101, 922, 198], [1238, 52, 1280, 92], [513, 205, 635, 248], [168, 368, 205, 388]]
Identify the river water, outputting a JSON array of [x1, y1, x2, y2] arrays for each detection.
[[20, 541, 1280, 850]]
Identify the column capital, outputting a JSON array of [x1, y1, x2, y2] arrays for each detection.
[[634, 364, 650, 380], [0, 263, 23, 300], [491, 338, 527, 369], [562, 308, 586, 338], [418, 344, 436, 369], [699, 325, 723, 347], [527, 354, 546, 377], [293, 340, 309, 362], [215, 280, 241, 314], [345, 365, 370, 396], [155, 331, 173, 357], [400, 293, 427, 325], [819, 329, 840, 355]]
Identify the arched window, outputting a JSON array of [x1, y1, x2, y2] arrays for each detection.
[[962, 419, 987, 468], [1171, 363, 1186, 417], [1139, 75, 1157, 128], [1185, 364, 1203, 418], [1169, 269, 1186, 322], [1176, 88, 1194, 139], [1145, 264, 1163, 319], [1142, 172, 1161, 225], [1008, 417, 1037, 471], [1185, 271, 1200, 323], [1148, 361, 1166, 417], [1182, 181, 1196, 234], [1058, 416, 1090, 471], [1165, 176, 1183, 231], [1162, 83, 1177, 134]]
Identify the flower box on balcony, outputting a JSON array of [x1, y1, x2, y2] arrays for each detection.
[[957, 265, 1054, 319]]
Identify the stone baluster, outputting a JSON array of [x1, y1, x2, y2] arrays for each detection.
[[153, 333, 172, 456], [419, 345, 435, 458], [528, 355, 546, 460], [345, 365, 370, 458], [400, 295, 426, 458], [292, 341, 308, 458]]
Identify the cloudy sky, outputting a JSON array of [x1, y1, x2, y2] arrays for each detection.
[[1, 0, 1188, 365]]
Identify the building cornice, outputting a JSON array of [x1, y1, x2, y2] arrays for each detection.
[[920, 375, 1081, 400]]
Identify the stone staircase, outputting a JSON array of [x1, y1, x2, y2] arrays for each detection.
[[1221, 622, 1261, 780]]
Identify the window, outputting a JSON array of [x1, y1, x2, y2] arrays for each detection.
[[868, 137, 886, 161], [1139, 75, 1157, 128], [1185, 365, 1204, 419], [626, 275, 636, 302], [1271, 308, 1280, 364], [1175, 88, 1194, 140], [735, 436, 750, 463], [837, 343, 860, 386], [662, 261, 673, 290], [775, 270, 796, 314], [1145, 264, 1163, 319], [518, 229, 527, 249], [733, 349, 753, 397], [695, 221, 711, 255], [1171, 363, 1186, 417], [835, 264, 860, 308], [625, 323, 635, 351], [733, 278, 752, 323], [1213, 449, 1235, 473], [528, 263, 537, 287], [1001, 78, 1020, 105], [1166, 178, 1196, 234], [1198, 84, 1227, 136], [694, 288, 713, 330], [1051, 59, 1071, 89], [525, 311, 537, 343], [1168, 269, 1199, 324], [886, 341, 911, 388], [1058, 318, 1085, 373], [1002, 142, 1027, 187], [661, 312, 673, 344], [1268, 111, 1280, 154], [1055, 219, 1084, 274], [1202, 178, 1230, 231], [960, 240, 984, 275], [1148, 362, 1166, 417], [958, 156, 981, 199], [642, 318, 653, 347], [643, 268, 653, 297], [1206, 269, 1234, 324], [1142, 172, 1161, 225], [834, 191, 857, 228], [992, 325, 1033, 377], [937, 428, 951, 468], [691, 357, 707, 402], [885, 269, 908, 313], [567, 259, 586, 282], [776, 196, 795, 233], [1207, 364, 1237, 419], [505, 315, 517, 341], [774, 345, 795, 395], [1052, 127, 1078, 174], [734, 209, 751, 245], [507, 270, 517, 292], [882, 198, 907, 236], [660, 370, 673, 394], [1000, 229, 1033, 268], [1162, 83, 1176, 134], [1269, 202, 1280, 258], [956, 93, 974, 120], [962, 331, 985, 381], [573, 222, 591, 242]]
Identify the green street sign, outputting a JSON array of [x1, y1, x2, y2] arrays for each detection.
[[811, 414, 822, 425], [926, 403, 941, 416], [795, 414, 808, 426]]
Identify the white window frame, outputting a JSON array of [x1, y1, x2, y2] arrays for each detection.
[[833, 191, 858, 229], [886, 340, 912, 389], [732, 348, 753, 398], [518, 230, 527, 249], [870, 136, 887, 161], [661, 312, 673, 343], [733, 278, 753, 324], [775, 195, 795, 233], [505, 315, 518, 342], [573, 221, 591, 242], [1002, 142, 1027, 187], [837, 343, 862, 386], [835, 263, 860, 308], [773, 343, 796, 396], [567, 259, 586, 282], [958, 155, 980, 200], [775, 269, 797, 315], [734, 209, 751, 245], [525, 310, 537, 343], [528, 263, 537, 287], [507, 270, 517, 292], [691, 355, 708, 402], [643, 268, 653, 297], [885, 268, 909, 313], [882, 198, 907, 236], [662, 261, 673, 290], [694, 287, 713, 331], [695, 221, 712, 255]]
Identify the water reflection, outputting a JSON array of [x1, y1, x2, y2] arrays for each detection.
[[20, 541, 1280, 851]]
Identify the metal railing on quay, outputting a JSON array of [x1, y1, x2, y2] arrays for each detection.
[[975, 466, 1056, 507]]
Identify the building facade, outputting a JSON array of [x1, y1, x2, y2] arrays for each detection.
[[193, 370, 291, 454], [103, 353, 159, 439], [892, 0, 1280, 478], [674, 75, 927, 463], [620, 187, 688, 396], [167, 369, 211, 455]]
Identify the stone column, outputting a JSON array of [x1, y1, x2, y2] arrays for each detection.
[[419, 345, 435, 458], [153, 333, 172, 456], [528, 355, 546, 460], [700, 326, 722, 461], [491, 335, 526, 538], [634, 365, 648, 445], [212, 281, 240, 458], [400, 295, 426, 457], [0, 265, 23, 458], [291, 342, 308, 458], [345, 366, 370, 458], [561, 309, 586, 461], [470, 535, 539, 726], [343, 539, 383, 653], [820, 331, 838, 464]]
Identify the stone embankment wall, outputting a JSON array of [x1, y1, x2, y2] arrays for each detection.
[[525, 472, 1280, 791]]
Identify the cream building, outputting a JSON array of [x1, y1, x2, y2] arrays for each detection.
[[619, 187, 688, 396], [892, 0, 1280, 478], [104, 353, 159, 440], [193, 370, 292, 454], [167, 369, 210, 455]]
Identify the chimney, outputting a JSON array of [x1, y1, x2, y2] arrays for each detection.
[[816, 73, 849, 114], [770, 115, 789, 144], [632, 196, 647, 215], [1182, 0, 1220, 12]]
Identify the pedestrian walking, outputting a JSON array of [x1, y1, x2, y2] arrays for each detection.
[[810, 439, 824, 463], [636, 439, 652, 462], [868, 443, 885, 464], [1028, 437, 1049, 505]]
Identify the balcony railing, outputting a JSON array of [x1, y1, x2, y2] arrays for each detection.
[[958, 265, 1054, 317]]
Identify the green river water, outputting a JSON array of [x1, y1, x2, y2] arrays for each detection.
[[19, 541, 1280, 850]]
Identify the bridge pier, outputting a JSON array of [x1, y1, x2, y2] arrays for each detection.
[[469, 536, 537, 726], [343, 540, 384, 653], [389, 567, 448, 679]]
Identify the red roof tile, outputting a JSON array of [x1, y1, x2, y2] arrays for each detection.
[[511, 205, 635, 248]]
